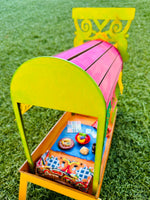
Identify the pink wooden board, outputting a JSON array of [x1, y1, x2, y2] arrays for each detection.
[[86, 46, 119, 85], [54, 40, 100, 60], [99, 56, 122, 107], [70, 42, 112, 70]]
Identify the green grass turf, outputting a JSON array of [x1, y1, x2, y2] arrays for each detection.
[[0, 0, 150, 199]]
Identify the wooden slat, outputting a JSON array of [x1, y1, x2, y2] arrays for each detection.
[[70, 42, 112, 71], [86, 46, 118, 86], [54, 40, 101, 60], [99, 56, 122, 107], [98, 56, 118, 87]]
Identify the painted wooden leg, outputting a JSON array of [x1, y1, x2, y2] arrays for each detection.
[[19, 173, 28, 200]]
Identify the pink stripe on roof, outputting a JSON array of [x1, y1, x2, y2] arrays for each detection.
[[70, 42, 112, 70], [86, 46, 118, 85], [99, 56, 122, 107], [54, 40, 100, 60]]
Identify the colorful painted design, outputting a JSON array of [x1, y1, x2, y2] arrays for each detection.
[[36, 150, 94, 192], [75, 133, 90, 144]]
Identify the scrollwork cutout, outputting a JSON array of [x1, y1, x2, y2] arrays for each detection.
[[109, 19, 123, 35], [73, 8, 135, 61], [81, 19, 93, 33], [73, 18, 131, 61]]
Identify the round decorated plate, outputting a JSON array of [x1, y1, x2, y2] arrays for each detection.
[[58, 138, 74, 150], [75, 133, 90, 145]]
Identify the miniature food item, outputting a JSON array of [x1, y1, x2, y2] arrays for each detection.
[[80, 146, 89, 155], [92, 143, 96, 154], [58, 138, 74, 150], [75, 133, 90, 144]]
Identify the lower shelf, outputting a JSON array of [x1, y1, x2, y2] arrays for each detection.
[[19, 111, 117, 199]]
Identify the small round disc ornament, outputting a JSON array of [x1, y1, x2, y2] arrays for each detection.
[[58, 138, 74, 150]]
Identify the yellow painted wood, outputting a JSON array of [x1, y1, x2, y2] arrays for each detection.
[[20, 103, 32, 115], [11, 57, 105, 118], [72, 8, 135, 20], [118, 71, 124, 94], [72, 8, 135, 61], [96, 109, 117, 199], [19, 173, 28, 200], [12, 102, 34, 171], [10, 56, 106, 194], [19, 171, 97, 200], [92, 117, 105, 193]]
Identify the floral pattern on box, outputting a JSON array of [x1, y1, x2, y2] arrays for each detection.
[[36, 150, 94, 192]]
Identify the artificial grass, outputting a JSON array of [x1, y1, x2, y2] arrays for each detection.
[[0, 0, 150, 199]]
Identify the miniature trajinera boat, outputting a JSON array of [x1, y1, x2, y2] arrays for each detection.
[[10, 7, 135, 200]]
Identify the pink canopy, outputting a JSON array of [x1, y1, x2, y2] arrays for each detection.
[[55, 40, 123, 107]]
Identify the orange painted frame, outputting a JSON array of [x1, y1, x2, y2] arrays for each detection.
[[18, 109, 117, 199]]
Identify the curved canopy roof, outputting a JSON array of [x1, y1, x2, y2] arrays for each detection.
[[55, 40, 123, 107]]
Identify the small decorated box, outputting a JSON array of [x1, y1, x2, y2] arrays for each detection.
[[36, 150, 94, 192]]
